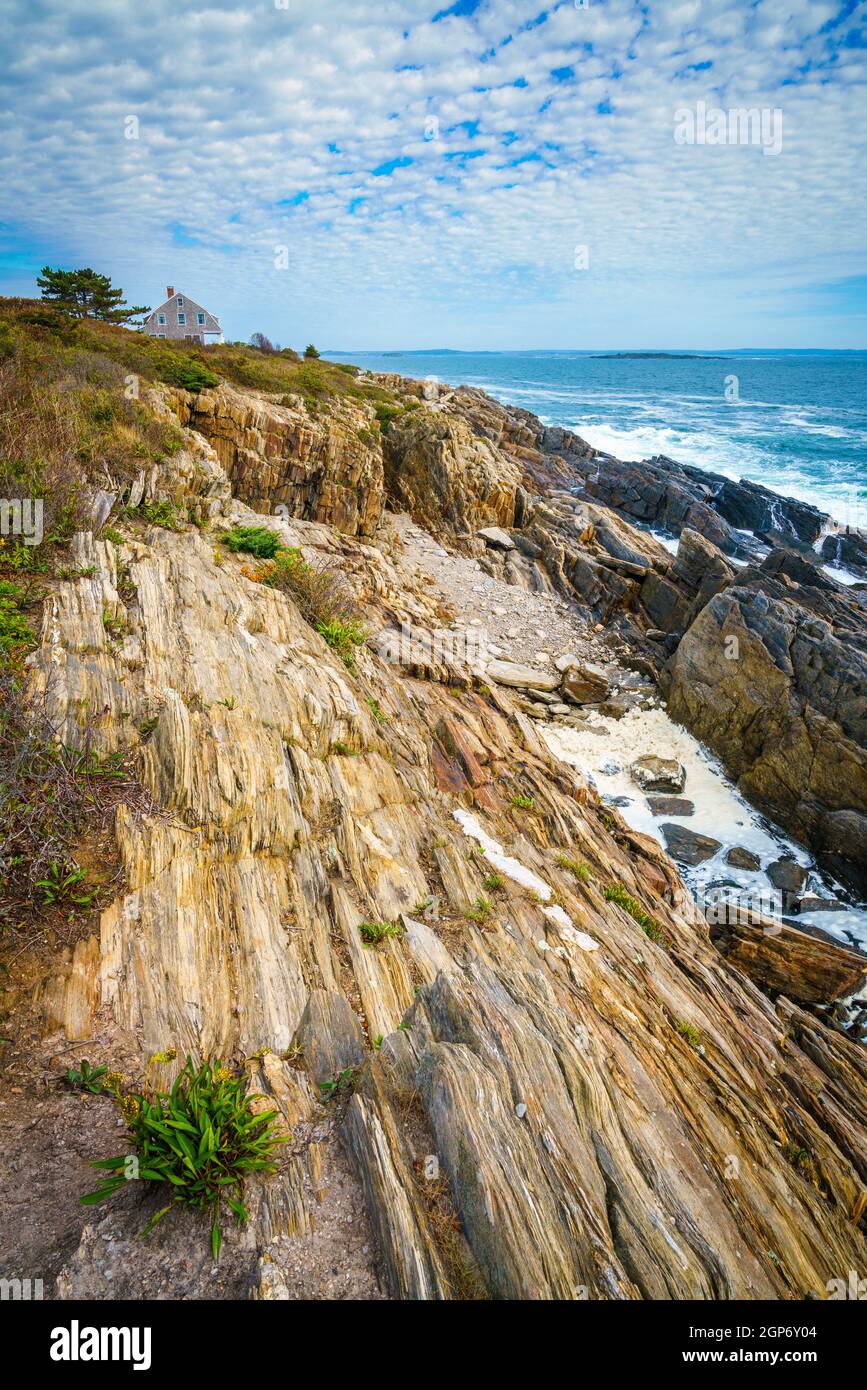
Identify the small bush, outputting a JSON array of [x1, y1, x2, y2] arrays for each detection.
[[266, 547, 350, 631], [482, 873, 503, 892], [0, 581, 33, 659], [83, 1055, 287, 1259], [511, 794, 535, 810], [137, 499, 185, 531], [158, 359, 219, 392], [317, 616, 368, 671], [676, 1021, 703, 1050], [466, 896, 492, 923], [221, 525, 282, 559], [358, 919, 402, 946]]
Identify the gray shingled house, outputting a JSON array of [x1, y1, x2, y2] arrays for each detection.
[[141, 286, 223, 343]]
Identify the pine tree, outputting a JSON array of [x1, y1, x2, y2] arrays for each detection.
[[36, 267, 150, 324]]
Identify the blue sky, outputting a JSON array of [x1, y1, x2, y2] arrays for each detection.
[[1, 0, 865, 348]]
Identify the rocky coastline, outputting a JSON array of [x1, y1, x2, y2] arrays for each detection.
[[3, 332, 867, 1301]]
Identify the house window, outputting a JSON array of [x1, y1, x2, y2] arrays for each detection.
[[158, 333, 166, 339], [177, 313, 186, 325], [176, 296, 184, 307], [157, 313, 166, 325], [197, 313, 205, 325]]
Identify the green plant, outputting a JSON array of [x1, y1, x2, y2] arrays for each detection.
[[35, 861, 98, 907], [102, 608, 126, 639], [676, 1021, 703, 1050], [158, 359, 220, 392], [466, 895, 492, 923], [82, 1056, 287, 1259], [319, 1067, 358, 1102], [0, 581, 33, 659], [482, 873, 503, 892], [555, 853, 591, 883], [137, 499, 185, 531], [366, 697, 387, 725], [218, 696, 236, 710], [316, 616, 368, 671], [331, 740, 356, 757], [604, 883, 663, 942], [511, 794, 535, 810], [413, 898, 433, 915], [66, 1059, 109, 1093], [220, 525, 282, 559], [358, 919, 402, 946], [102, 527, 125, 546]]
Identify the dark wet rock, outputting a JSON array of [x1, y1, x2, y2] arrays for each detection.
[[648, 796, 695, 817], [661, 823, 722, 866], [767, 859, 809, 894], [630, 755, 686, 794], [726, 846, 762, 871], [711, 476, 826, 545], [821, 528, 867, 575], [640, 572, 691, 635], [663, 574, 867, 889]]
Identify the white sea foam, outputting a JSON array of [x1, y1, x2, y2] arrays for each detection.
[[541, 707, 867, 952]]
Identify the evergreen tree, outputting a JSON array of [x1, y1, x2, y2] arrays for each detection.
[[37, 267, 150, 324]]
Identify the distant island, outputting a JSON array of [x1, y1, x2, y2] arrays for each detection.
[[592, 351, 725, 360]]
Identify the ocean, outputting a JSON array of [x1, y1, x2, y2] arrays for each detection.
[[326, 349, 867, 531]]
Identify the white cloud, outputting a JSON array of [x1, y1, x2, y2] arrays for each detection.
[[0, 0, 864, 347]]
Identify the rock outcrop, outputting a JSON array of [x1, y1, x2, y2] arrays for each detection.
[[663, 565, 867, 892], [23, 468, 867, 1300], [171, 381, 385, 536]]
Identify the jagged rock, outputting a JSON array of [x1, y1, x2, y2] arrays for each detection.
[[822, 529, 867, 576], [561, 663, 609, 705], [13, 368, 867, 1305], [477, 526, 515, 550], [648, 797, 695, 818], [715, 920, 867, 1005], [664, 577, 867, 891], [726, 846, 762, 871], [640, 572, 691, 634], [661, 824, 722, 866], [170, 381, 383, 536], [486, 659, 560, 692], [630, 755, 686, 794], [293, 990, 367, 1087]]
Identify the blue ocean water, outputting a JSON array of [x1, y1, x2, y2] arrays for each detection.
[[326, 349, 867, 530]]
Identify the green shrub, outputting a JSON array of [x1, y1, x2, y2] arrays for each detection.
[[82, 1055, 287, 1258], [221, 525, 282, 559], [604, 883, 663, 941], [511, 794, 535, 810], [0, 581, 33, 658], [317, 616, 368, 671], [676, 1021, 703, 1050], [158, 359, 219, 392], [358, 919, 402, 946]]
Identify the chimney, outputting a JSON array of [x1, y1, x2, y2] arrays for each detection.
[[166, 286, 175, 299]]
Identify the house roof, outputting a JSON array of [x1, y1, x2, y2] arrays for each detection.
[[144, 290, 221, 329]]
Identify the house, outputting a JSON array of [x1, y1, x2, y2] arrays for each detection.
[[141, 286, 223, 343]]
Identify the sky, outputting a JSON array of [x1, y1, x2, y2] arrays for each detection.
[[0, 0, 865, 350]]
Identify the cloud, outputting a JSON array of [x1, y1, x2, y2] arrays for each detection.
[[0, 0, 865, 347]]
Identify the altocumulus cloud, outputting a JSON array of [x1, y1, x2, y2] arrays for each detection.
[[0, 0, 865, 347]]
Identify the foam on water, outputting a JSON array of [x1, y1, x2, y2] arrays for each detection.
[[542, 707, 867, 952]]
